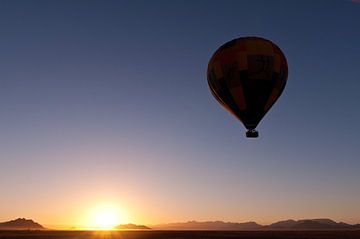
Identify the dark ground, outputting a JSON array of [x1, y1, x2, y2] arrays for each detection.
[[1, 230, 360, 239]]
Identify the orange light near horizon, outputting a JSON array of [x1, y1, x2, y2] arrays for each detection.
[[95, 209, 119, 229], [83, 203, 128, 230]]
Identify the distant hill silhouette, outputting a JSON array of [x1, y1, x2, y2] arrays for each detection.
[[265, 219, 357, 230], [0, 218, 45, 230], [115, 223, 150, 230], [152, 221, 262, 230], [152, 219, 360, 231]]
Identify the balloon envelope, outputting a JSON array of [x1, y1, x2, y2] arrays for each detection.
[[207, 37, 288, 137]]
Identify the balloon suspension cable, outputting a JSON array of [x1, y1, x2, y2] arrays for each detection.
[[246, 129, 259, 138]]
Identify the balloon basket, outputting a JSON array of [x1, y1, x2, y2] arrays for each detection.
[[246, 130, 259, 138]]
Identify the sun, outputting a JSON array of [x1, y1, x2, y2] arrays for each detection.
[[94, 208, 119, 229], [85, 203, 127, 230]]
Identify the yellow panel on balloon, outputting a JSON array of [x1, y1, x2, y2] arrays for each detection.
[[245, 39, 258, 53], [256, 40, 274, 54]]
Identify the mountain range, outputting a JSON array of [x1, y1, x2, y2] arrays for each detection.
[[152, 220, 261, 230], [1, 218, 360, 230], [152, 219, 360, 230]]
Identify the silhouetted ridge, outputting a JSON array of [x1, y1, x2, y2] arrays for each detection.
[[265, 218, 354, 230], [153, 219, 360, 230], [265, 219, 297, 229], [115, 223, 150, 230], [0, 218, 45, 230], [152, 220, 262, 230]]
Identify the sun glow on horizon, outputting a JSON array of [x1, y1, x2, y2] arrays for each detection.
[[94, 209, 119, 229], [82, 203, 128, 230]]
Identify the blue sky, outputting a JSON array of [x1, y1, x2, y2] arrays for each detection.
[[0, 0, 359, 226]]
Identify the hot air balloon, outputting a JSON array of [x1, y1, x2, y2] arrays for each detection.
[[207, 37, 288, 138]]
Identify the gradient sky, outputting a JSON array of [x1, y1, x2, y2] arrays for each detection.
[[0, 0, 360, 228]]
